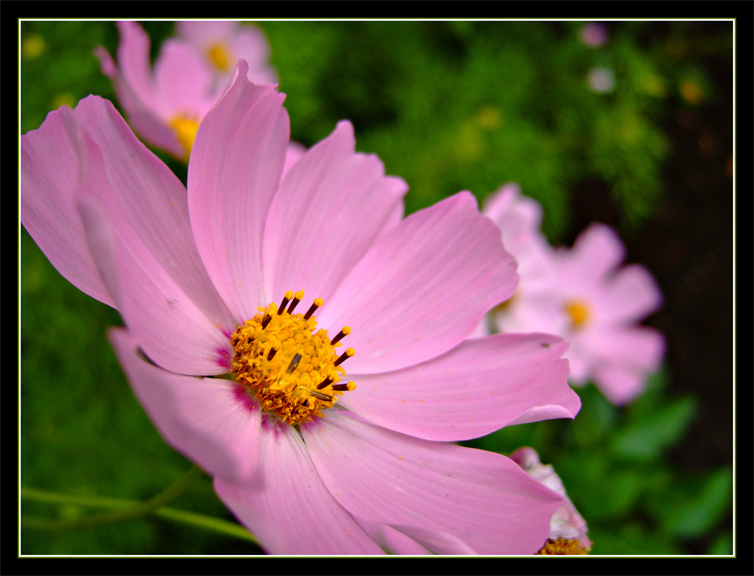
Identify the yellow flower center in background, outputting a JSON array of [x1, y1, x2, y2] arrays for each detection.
[[231, 291, 356, 426], [168, 115, 200, 160], [536, 537, 590, 555], [208, 42, 232, 72], [565, 299, 591, 329]]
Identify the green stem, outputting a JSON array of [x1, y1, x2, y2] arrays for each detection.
[[20, 468, 259, 545]]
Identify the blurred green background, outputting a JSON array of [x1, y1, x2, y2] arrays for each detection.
[[20, 20, 734, 555]]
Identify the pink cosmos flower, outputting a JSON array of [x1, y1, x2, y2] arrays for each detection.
[[96, 20, 276, 160], [511, 447, 591, 555], [472, 183, 555, 338], [176, 21, 277, 86], [494, 222, 664, 405], [21, 61, 581, 554]]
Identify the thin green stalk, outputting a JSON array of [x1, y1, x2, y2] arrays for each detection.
[[20, 468, 258, 545]]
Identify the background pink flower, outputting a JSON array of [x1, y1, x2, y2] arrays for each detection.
[[494, 221, 664, 405], [97, 21, 276, 160], [176, 20, 277, 86], [22, 61, 581, 554]]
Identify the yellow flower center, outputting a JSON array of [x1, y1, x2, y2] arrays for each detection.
[[168, 115, 200, 160], [536, 537, 590, 555], [565, 299, 591, 329], [230, 291, 356, 426], [208, 42, 232, 72]]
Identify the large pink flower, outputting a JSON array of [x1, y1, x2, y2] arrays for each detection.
[[494, 220, 664, 405], [21, 61, 581, 554], [96, 21, 276, 160]]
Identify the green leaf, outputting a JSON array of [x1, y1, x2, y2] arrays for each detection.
[[663, 467, 732, 538], [609, 396, 696, 461]]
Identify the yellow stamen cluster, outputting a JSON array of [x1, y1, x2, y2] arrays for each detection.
[[536, 538, 591, 555], [208, 42, 232, 71], [565, 299, 591, 329], [168, 115, 200, 160], [230, 291, 356, 426]]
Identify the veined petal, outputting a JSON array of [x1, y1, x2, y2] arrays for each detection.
[[214, 418, 384, 555], [264, 120, 407, 306], [108, 328, 263, 486], [354, 520, 432, 555], [78, 184, 230, 376], [318, 192, 518, 374], [21, 105, 115, 307], [343, 333, 578, 441], [75, 96, 234, 332], [302, 413, 562, 555], [188, 60, 290, 323]]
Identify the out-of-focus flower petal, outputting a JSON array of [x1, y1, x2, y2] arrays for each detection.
[[109, 328, 264, 486], [153, 39, 216, 118], [302, 412, 562, 555], [582, 325, 665, 373], [318, 192, 518, 374], [343, 333, 578, 441], [96, 22, 186, 157], [264, 120, 407, 305], [188, 61, 289, 322], [231, 27, 277, 84], [560, 223, 625, 291], [214, 418, 384, 555], [595, 264, 663, 324]]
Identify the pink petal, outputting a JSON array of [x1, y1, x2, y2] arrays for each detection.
[[214, 418, 384, 555], [483, 183, 544, 254], [108, 328, 263, 486], [176, 20, 238, 47], [153, 39, 215, 118], [74, 96, 234, 332], [78, 182, 230, 376], [582, 325, 665, 373], [592, 362, 651, 405], [232, 27, 277, 84], [21, 105, 115, 307], [594, 264, 663, 324], [112, 21, 155, 113], [342, 333, 578, 441], [318, 192, 518, 374], [263, 121, 407, 306], [302, 413, 563, 554], [561, 223, 626, 291], [188, 61, 290, 323], [354, 520, 432, 555], [281, 141, 305, 178], [95, 22, 185, 158]]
